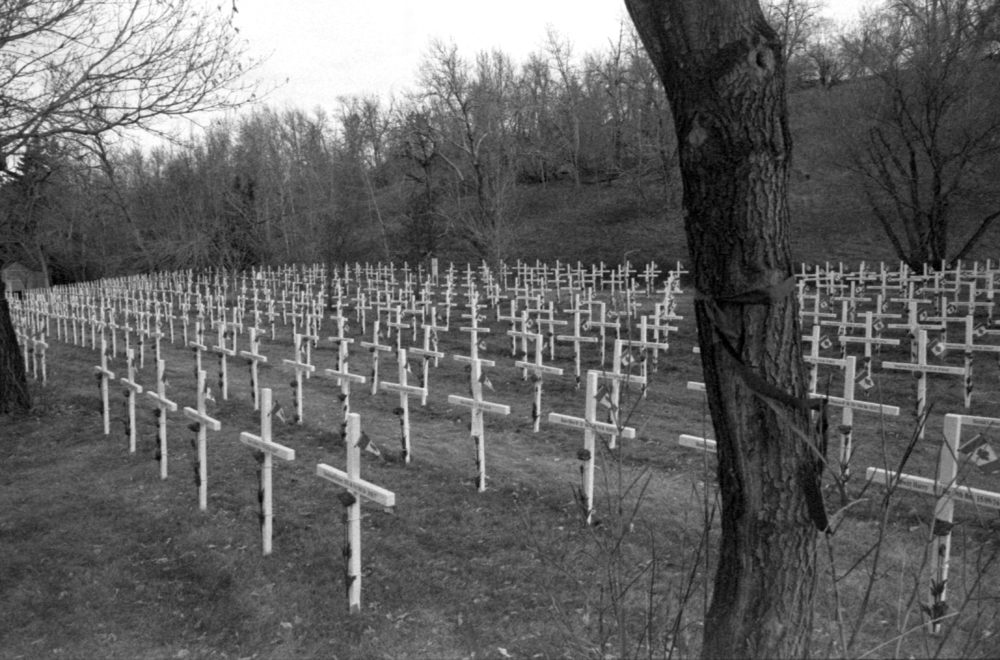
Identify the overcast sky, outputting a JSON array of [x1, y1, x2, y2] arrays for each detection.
[[155, 1, 866, 139], [234, 1, 865, 110]]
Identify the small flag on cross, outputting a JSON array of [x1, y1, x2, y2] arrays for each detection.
[[595, 383, 613, 410], [959, 434, 1000, 473]]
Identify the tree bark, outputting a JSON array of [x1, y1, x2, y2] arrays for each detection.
[[625, 2, 823, 657], [0, 280, 31, 414]]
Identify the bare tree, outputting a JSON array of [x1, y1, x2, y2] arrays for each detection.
[[844, 0, 1000, 267], [763, 0, 826, 61], [418, 41, 522, 266], [626, 1, 824, 657], [0, 0, 254, 414]]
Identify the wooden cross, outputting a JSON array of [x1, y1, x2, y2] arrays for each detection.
[[120, 348, 144, 454], [239, 327, 268, 411], [240, 388, 296, 556], [407, 318, 445, 406], [506, 310, 535, 380], [866, 413, 1000, 634], [189, 318, 208, 378], [811, 355, 900, 483], [586, 300, 619, 367], [514, 330, 564, 432], [146, 358, 178, 480], [448, 335, 510, 491], [386, 305, 410, 355], [636, 314, 674, 376], [212, 321, 237, 400], [557, 294, 599, 389], [317, 412, 396, 614], [549, 370, 637, 524], [495, 299, 520, 356], [282, 333, 317, 425], [802, 324, 841, 394], [93, 335, 116, 436], [533, 301, 568, 362], [379, 348, 426, 463], [837, 310, 901, 382], [601, 340, 648, 449], [183, 369, 221, 511], [453, 296, 494, 374], [883, 329, 967, 438], [325, 336, 367, 441], [935, 314, 1000, 409], [679, 380, 716, 454], [359, 319, 393, 396]]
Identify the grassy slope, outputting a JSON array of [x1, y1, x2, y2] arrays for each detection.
[[431, 81, 1000, 270]]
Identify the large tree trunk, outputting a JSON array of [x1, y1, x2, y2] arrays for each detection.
[[0, 280, 32, 414], [625, 2, 824, 657]]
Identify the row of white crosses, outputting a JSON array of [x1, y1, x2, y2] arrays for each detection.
[[866, 413, 1000, 633], [800, 266, 1000, 434], [89, 321, 396, 613], [681, 346, 900, 483]]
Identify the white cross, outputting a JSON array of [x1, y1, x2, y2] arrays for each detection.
[[549, 370, 637, 525], [93, 334, 116, 436], [379, 349, 427, 463], [120, 348, 144, 454], [239, 327, 268, 411], [146, 358, 178, 480], [448, 341, 510, 492], [317, 412, 396, 614], [359, 320, 393, 395], [866, 413, 1000, 633], [557, 294, 599, 389], [240, 388, 296, 556], [883, 329, 967, 439], [183, 369, 222, 511], [283, 333, 317, 424], [513, 330, 564, 432]]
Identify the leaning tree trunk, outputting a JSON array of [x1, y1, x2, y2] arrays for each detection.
[[625, 2, 825, 658], [0, 281, 32, 414]]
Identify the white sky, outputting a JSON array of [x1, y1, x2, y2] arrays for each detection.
[[232, 0, 866, 111], [151, 0, 866, 140]]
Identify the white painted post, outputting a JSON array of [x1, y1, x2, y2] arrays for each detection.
[[606, 340, 648, 449], [146, 358, 178, 480], [182, 370, 222, 511], [549, 370, 637, 525], [120, 348, 144, 454], [282, 334, 317, 425], [557, 294, 599, 389], [359, 320, 393, 396], [213, 321, 239, 400], [513, 331, 564, 432], [317, 413, 396, 614], [325, 339, 367, 442], [866, 413, 1000, 634], [240, 388, 296, 556], [238, 327, 268, 411], [93, 335, 116, 436], [380, 349, 426, 463], [447, 349, 510, 492], [883, 329, 966, 439], [408, 321, 445, 407]]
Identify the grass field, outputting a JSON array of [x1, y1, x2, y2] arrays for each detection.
[[3, 279, 1000, 659]]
